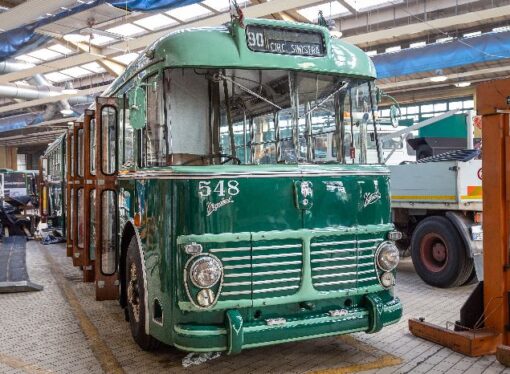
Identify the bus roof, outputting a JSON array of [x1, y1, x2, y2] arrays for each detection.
[[105, 18, 376, 96]]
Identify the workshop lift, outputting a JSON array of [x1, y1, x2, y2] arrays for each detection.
[[408, 77, 510, 365]]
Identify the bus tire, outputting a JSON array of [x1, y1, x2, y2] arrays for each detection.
[[125, 237, 160, 351], [411, 216, 473, 288]]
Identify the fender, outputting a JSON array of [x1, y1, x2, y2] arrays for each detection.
[[121, 220, 151, 335], [445, 211, 483, 280]]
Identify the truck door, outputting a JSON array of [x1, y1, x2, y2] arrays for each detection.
[[94, 98, 119, 300], [82, 110, 95, 282]]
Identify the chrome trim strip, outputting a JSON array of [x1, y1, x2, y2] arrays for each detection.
[[224, 277, 301, 287], [223, 264, 252, 270], [253, 244, 301, 251], [221, 255, 252, 262], [224, 272, 251, 278], [209, 247, 251, 253], [311, 254, 373, 263], [253, 285, 300, 294], [252, 268, 301, 276], [358, 239, 382, 243], [252, 260, 302, 267], [311, 240, 356, 247], [312, 269, 374, 280], [221, 290, 251, 296], [312, 262, 374, 272], [358, 277, 378, 282], [311, 247, 357, 255], [253, 252, 301, 260], [314, 279, 356, 286]]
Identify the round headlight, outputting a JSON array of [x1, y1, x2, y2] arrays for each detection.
[[189, 256, 222, 288], [380, 272, 395, 288], [376, 241, 400, 271], [196, 288, 215, 307]]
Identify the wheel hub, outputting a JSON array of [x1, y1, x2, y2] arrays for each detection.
[[420, 233, 448, 272]]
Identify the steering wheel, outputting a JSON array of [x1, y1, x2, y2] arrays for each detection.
[[180, 153, 241, 166]]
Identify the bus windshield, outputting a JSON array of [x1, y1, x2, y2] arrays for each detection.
[[144, 68, 379, 166]]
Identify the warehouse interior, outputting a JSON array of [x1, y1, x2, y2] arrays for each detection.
[[0, 0, 509, 373]]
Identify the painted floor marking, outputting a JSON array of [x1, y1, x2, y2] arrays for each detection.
[[40, 243, 125, 374], [310, 335, 402, 374]]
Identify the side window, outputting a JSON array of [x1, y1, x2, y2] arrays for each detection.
[[100, 106, 117, 175], [143, 75, 166, 167], [90, 119, 96, 176], [120, 94, 135, 168]]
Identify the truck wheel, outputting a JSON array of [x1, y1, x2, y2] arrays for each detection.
[[125, 237, 160, 351], [411, 216, 473, 288]]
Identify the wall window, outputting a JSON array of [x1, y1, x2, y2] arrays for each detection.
[[142, 75, 167, 167]]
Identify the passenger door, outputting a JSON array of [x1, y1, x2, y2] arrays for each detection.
[[72, 121, 85, 269], [94, 98, 119, 300], [65, 128, 74, 257]]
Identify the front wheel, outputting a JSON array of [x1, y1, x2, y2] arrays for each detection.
[[125, 237, 160, 351], [411, 216, 473, 288]]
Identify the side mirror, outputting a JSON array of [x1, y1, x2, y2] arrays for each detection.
[[390, 104, 401, 128], [128, 87, 146, 129]]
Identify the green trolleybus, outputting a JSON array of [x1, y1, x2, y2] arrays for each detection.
[[42, 17, 402, 354]]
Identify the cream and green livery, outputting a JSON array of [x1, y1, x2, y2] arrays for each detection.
[[54, 17, 402, 354]]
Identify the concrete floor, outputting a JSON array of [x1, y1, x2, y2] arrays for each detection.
[[0, 240, 509, 374]]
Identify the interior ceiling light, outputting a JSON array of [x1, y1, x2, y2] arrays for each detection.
[[455, 82, 471, 88], [166, 3, 212, 21], [134, 13, 177, 30], [297, 2, 349, 22], [344, 0, 402, 11], [106, 23, 146, 37], [63, 33, 89, 43]]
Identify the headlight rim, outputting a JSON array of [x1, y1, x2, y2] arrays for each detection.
[[375, 241, 400, 272], [188, 254, 223, 289]]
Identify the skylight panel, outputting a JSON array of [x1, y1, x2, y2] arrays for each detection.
[[106, 23, 146, 37], [81, 62, 107, 73], [27, 48, 63, 61], [297, 2, 349, 22], [385, 46, 401, 53], [113, 53, 139, 65], [44, 72, 71, 83], [89, 34, 115, 46], [49, 44, 74, 55], [201, 0, 249, 11], [166, 3, 212, 21], [410, 41, 426, 48], [15, 54, 42, 64], [436, 36, 453, 43], [344, 0, 402, 11], [493, 25, 510, 33], [366, 50, 377, 56], [59, 66, 92, 78], [134, 14, 177, 30], [463, 31, 481, 38]]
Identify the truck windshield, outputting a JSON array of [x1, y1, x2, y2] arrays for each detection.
[[159, 68, 379, 165]]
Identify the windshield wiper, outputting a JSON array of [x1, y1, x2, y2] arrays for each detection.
[[216, 73, 283, 111]]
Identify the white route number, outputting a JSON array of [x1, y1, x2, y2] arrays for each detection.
[[199, 180, 240, 197], [247, 31, 264, 48]]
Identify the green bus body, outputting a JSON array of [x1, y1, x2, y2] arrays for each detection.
[[46, 18, 402, 353]]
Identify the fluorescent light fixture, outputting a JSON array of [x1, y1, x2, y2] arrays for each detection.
[[366, 50, 377, 56], [61, 109, 74, 116], [410, 41, 426, 48], [134, 13, 177, 30], [297, 2, 349, 22], [60, 66, 92, 78], [463, 31, 481, 38], [344, 0, 401, 11], [80, 62, 106, 73], [14, 54, 42, 64], [49, 44, 74, 55], [430, 75, 448, 82], [202, 0, 249, 11], [27, 48, 63, 61], [113, 52, 139, 65], [436, 36, 453, 43], [89, 34, 115, 46], [166, 3, 212, 21], [455, 82, 471, 88], [44, 72, 71, 83], [493, 26, 510, 33], [385, 46, 401, 53], [106, 23, 146, 37]]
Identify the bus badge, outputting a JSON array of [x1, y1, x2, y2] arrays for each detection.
[[206, 196, 234, 216], [363, 191, 381, 207]]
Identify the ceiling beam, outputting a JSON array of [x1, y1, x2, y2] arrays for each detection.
[[343, 4, 510, 47], [0, 84, 109, 115]]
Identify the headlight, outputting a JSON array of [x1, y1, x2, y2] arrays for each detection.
[[376, 241, 399, 271], [189, 256, 222, 288]]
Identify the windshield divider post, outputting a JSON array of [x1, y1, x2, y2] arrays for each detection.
[[222, 70, 237, 160], [334, 92, 344, 163], [305, 102, 313, 162], [289, 72, 300, 161], [249, 117, 254, 163], [348, 88, 355, 164], [274, 111, 281, 163], [243, 111, 247, 164], [369, 82, 383, 164]]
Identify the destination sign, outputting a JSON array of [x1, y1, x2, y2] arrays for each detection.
[[246, 25, 325, 57]]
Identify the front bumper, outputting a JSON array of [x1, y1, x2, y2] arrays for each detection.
[[173, 295, 402, 354]]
